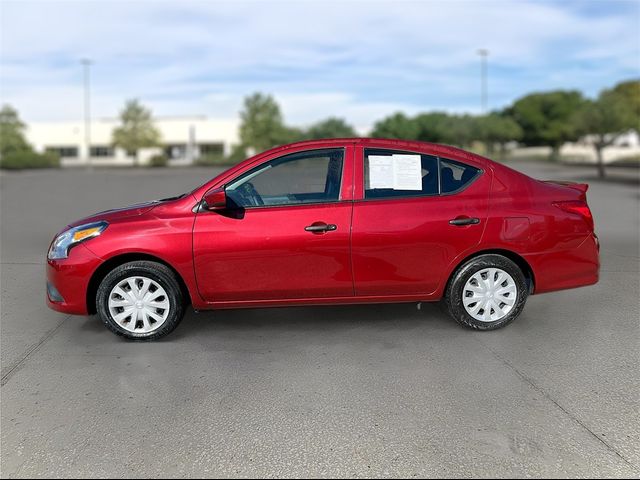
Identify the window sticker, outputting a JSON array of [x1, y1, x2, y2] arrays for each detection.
[[391, 154, 422, 190], [368, 154, 422, 190], [368, 155, 394, 189]]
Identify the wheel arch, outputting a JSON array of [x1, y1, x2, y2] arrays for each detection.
[[86, 253, 192, 314], [444, 248, 535, 296]]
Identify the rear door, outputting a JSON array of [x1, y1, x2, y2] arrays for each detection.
[[351, 147, 491, 296], [193, 146, 355, 303]]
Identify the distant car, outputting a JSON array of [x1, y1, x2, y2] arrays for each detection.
[[46, 139, 599, 340]]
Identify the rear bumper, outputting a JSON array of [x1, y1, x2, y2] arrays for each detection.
[[525, 233, 600, 294], [46, 244, 102, 315]]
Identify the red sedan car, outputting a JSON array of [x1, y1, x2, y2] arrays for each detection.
[[46, 138, 599, 340]]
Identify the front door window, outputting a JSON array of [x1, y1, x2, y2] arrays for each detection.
[[226, 149, 344, 208]]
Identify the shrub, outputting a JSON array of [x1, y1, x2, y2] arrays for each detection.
[[148, 154, 168, 167], [225, 144, 248, 165], [194, 153, 231, 166], [194, 145, 251, 167], [0, 150, 60, 170], [610, 154, 640, 167]]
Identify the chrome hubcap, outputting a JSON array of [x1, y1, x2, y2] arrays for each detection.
[[108, 276, 170, 334], [463, 268, 517, 322]]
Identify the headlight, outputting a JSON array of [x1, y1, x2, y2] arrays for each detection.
[[47, 221, 108, 260]]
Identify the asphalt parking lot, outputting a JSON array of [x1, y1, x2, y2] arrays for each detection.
[[1, 162, 638, 478]]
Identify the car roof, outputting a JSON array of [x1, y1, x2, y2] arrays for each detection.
[[259, 137, 490, 167]]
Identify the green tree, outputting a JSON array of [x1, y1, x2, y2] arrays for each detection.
[[305, 117, 357, 139], [0, 104, 31, 157], [574, 81, 639, 178], [609, 79, 640, 115], [443, 114, 477, 148], [370, 112, 419, 140], [112, 99, 161, 166], [475, 113, 523, 158], [279, 126, 306, 145], [239, 93, 291, 152], [414, 112, 461, 145], [370, 112, 506, 149], [0, 104, 61, 170], [225, 144, 249, 164], [508, 90, 585, 160]]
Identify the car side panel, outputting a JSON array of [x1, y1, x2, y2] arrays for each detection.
[[193, 202, 354, 301], [75, 195, 206, 309], [477, 165, 599, 293]]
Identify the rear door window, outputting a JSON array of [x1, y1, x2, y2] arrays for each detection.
[[364, 149, 439, 199], [439, 158, 481, 194]]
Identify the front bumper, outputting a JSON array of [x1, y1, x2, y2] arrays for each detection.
[[46, 244, 102, 315]]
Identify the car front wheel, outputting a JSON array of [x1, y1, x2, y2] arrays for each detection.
[[96, 260, 185, 341], [444, 254, 528, 330]]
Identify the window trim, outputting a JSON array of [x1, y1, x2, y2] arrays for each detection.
[[223, 147, 347, 210], [360, 147, 483, 203]]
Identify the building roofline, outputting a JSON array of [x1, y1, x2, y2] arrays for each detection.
[[95, 115, 211, 122], [27, 115, 239, 124]]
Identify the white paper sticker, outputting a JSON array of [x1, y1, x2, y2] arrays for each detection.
[[391, 154, 422, 190], [368, 154, 422, 190], [368, 155, 394, 189]]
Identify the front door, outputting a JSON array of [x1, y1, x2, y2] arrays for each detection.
[[193, 147, 354, 303]]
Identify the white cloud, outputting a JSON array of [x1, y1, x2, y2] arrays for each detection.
[[1, 0, 638, 129]]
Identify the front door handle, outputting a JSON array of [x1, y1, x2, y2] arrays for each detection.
[[449, 216, 480, 226], [305, 222, 337, 233]]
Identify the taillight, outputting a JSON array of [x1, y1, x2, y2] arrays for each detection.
[[553, 200, 594, 230]]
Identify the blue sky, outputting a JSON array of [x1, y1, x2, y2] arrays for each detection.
[[1, 0, 638, 131]]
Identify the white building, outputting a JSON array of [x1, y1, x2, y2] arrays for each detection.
[[25, 116, 239, 166], [26, 116, 639, 167], [496, 130, 640, 164]]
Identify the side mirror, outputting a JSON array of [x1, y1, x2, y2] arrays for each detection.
[[203, 187, 227, 210]]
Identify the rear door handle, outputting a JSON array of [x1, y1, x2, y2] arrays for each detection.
[[449, 217, 480, 226], [305, 223, 337, 233]]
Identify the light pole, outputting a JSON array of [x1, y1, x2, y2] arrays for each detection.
[[80, 58, 92, 167], [477, 49, 489, 114]]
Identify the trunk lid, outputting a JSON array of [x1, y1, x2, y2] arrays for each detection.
[[541, 180, 589, 199]]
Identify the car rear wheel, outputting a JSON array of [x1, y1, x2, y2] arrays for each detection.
[[444, 254, 528, 330], [96, 261, 184, 341]]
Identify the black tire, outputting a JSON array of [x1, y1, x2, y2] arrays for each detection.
[[444, 254, 528, 331], [96, 261, 185, 341]]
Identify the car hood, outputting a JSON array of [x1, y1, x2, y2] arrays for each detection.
[[66, 194, 185, 229]]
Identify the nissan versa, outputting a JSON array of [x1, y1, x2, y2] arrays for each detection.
[[46, 138, 599, 340]]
